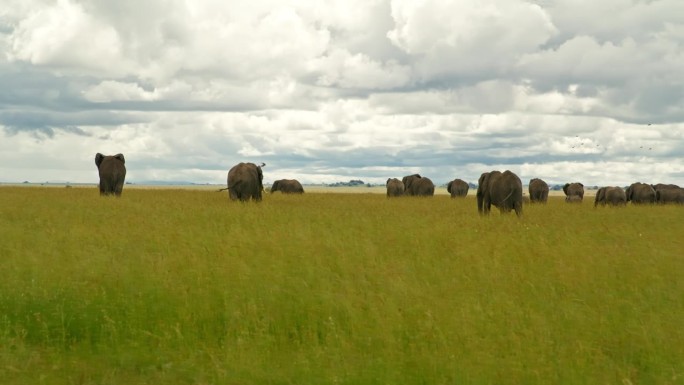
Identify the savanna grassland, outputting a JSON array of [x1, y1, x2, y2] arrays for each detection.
[[1, 186, 683, 385]]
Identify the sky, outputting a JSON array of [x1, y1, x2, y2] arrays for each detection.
[[1, 0, 683, 186]]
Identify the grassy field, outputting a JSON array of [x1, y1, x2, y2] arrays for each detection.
[[1, 186, 683, 384]]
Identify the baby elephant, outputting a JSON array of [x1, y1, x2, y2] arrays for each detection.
[[95, 153, 126, 196]]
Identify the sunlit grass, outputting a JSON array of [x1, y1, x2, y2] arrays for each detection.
[[1, 186, 683, 384]]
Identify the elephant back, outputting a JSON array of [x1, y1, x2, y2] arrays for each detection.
[[448, 179, 468, 197], [227, 162, 264, 201], [95, 153, 127, 196], [410, 177, 434, 196]]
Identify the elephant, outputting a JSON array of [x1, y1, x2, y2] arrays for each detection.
[[625, 182, 655, 204], [446, 179, 469, 198], [655, 188, 684, 204], [402, 174, 435, 196], [594, 186, 626, 207], [225, 162, 265, 202], [95, 153, 126, 196], [477, 170, 523, 217], [563, 182, 584, 203], [386, 178, 404, 197], [651, 183, 680, 194], [528, 178, 549, 203], [271, 179, 304, 194]]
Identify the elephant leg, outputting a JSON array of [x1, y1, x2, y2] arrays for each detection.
[[514, 202, 523, 217], [104, 181, 114, 195], [484, 196, 491, 214]]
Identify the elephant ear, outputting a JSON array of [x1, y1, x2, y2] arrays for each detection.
[[563, 183, 570, 195], [595, 188, 604, 203], [95, 153, 105, 168], [386, 178, 392, 185], [447, 181, 453, 193], [114, 154, 125, 164], [403, 176, 414, 189], [478, 173, 489, 190]]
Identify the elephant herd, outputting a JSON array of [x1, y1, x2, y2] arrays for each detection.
[[386, 171, 526, 216], [592, 183, 684, 206], [94, 153, 684, 210], [383, 171, 684, 217], [387, 175, 469, 198], [559, 181, 684, 207]]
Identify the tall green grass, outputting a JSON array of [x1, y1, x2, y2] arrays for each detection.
[[1, 186, 683, 384]]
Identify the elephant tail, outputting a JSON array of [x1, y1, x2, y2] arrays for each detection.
[[499, 188, 515, 205]]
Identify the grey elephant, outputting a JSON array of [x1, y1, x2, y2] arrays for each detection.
[[625, 182, 655, 204], [402, 174, 435, 196], [386, 178, 404, 197], [447, 179, 469, 198], [656, 188, 684, 204], [563, 182, 584, 203], [95, 153, 126, 196], [528, 178, 549, 203], [594, 186, 626, 207], [225, 162, 265, 202], [271, 179, 304, 194], [477, 170, 523, 217]]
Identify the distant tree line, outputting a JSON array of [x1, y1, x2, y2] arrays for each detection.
[[327, 180, 371, 187]]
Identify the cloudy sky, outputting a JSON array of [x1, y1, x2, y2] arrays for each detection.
[[1, 0, 683, 186]]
